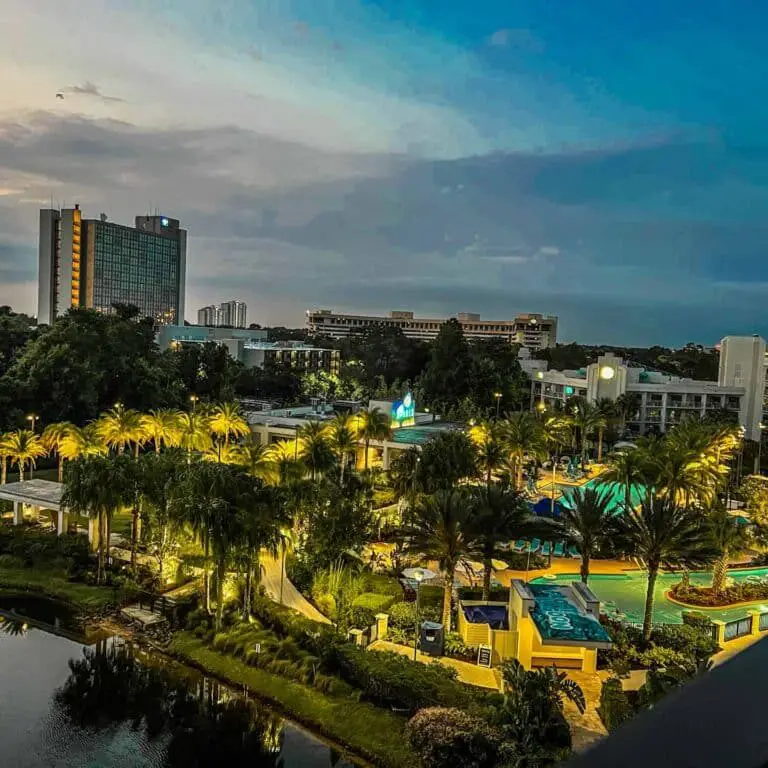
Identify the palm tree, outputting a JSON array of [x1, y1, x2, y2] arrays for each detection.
[[265, 440, 304, 486], [467, 486, 561, 599], [390, 446, 422, 512], [613, 493, 717, 640], [41, 422, 73, 482], [356, 408, 391, 470], [329, 413, 358, 483], [63, 456, 125, 584], [503, 412, 546, 491], [0, 433, 12, 484], [569, 401, 605, 467], [209, 402, 249, 457], [709, 503, 751, 596], [560, 486, 615, 584], [5, 429, 45, 482], [140, 409, 181, 453], [614, 392, 641, 433], [298, 421, 335, 481], [96, 405, 145, 457], [176, 411, 212, 462], [594, 398, 617, 463], [471, 422, 506, 488], [402, 489, 472, 631], [59, 424, 107, 464], [234, 435, 272, 481], [598, 447, 650, 510]]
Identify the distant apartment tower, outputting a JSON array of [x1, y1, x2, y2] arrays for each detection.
[[306, 309, 558, 350], [37, 207, 186, 326], [197, 300, 247, 328]]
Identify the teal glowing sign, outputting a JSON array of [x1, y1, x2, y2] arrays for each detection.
[[391, 392, 415, 428]]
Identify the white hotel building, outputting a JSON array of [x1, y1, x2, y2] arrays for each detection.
[[306, 309, 558, 350], [529, 335, 768, 441]]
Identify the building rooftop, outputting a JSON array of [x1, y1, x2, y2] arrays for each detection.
[[0, 479, 64, 510], [389, 421, 465, 445]]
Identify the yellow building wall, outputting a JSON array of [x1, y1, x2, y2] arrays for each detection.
[[491, 629, 517, 664]]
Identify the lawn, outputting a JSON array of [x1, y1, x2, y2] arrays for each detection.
[[170, 633, 415, 768], [0, 566, 119, 611]]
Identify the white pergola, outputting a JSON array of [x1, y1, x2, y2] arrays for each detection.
[[0, 479, 89, 538]]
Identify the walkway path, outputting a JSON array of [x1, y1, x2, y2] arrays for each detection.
[[259, 553, 331, 624]]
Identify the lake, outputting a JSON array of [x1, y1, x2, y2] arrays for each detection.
[[0, 597, 357, 768]]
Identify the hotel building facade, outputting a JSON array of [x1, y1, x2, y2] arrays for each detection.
[[306, 309, 558, 350], [529, 335, 767, 441]]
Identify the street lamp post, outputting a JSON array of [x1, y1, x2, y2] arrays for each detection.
[[189, 394, 199, 412], [413, 571, 424, 661], [494, 392, 502, 420], [757, 423, 765, 476], [26, 414, 38, 433]]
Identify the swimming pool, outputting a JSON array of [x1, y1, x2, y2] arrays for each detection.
[[559, 479, 645, 512], [531, 568, 768, 624]]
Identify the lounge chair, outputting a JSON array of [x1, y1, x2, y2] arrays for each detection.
[[553, 542, 565, 558], [541, 542, 551, 557], [529, 538, 541, 554], [567, 545, 581, 558], [513, 540, 527, 552]]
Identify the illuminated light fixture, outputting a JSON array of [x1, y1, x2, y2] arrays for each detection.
[[160, 217, 169, 227], [600, 366, 615, 380], [536, 371, 544, 379]]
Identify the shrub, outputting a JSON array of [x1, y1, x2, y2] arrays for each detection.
[[352, 592, 397, 613], [650, 624, 719, 663], [638, 645, 693, 671], [443, 632, 475, 661], [313, 592, 336, 618], [406, 707, 500, 768], [361, 573, 404, 597], [347, 605, 377, 630], [389, 601, 417, 629], [598, 677, 635, 732]]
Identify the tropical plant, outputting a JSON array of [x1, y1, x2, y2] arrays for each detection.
[[594, 397, 617, 463], [234, 434, 272, 480], [5, 429, 45, 482], [470, 422, 507, 488], [58, 424, 107, 464], [356, 407, 390, 470], [63, 456, 125, 584], [0, 433, 12, 484], [709, 503, 751, 595], [297, 420, 336, 481], [402, 489, 472, 630], [467, 485, 561, 599], [41, 421, 73, 482], [614, 392, 641, 432], [390, 446, 422, 507], [560, 486, 616, 584], [140, 409, 181, 453], [569, 401, 606, 466], [96, 404, 145, 457], [176, 411, 212, 461], [329, 412, 358, 483], [503, 412, 546, 491], [209, 401, 249, 455], [265, 440, 304, 486], [613, 494, 717, 639], [598, 447, 650, 510], [417, 431, 478, 492]]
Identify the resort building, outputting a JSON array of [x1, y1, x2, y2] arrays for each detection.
[[38, 207, 186, 326], [529, 335, 768, 441], [457, 579, 612, 670], [306, 309, 558, 350], [156, 325, 338, 374]]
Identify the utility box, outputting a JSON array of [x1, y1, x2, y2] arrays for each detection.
[[420, 621, 444, 657]]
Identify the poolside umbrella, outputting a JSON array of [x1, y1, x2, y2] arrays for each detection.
[[401, 567, 438, 582], [491, 559, 508, 571]]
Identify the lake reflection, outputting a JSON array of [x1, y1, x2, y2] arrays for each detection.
[[0, 617, 355, 767]]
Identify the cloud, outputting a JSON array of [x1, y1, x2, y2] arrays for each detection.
[[487, 28, 544, 52], [62, 81, 124, 103]]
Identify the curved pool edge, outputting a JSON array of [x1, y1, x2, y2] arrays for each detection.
[[664, 589, 768, 615]]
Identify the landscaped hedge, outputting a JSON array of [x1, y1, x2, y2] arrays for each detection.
[[353, 592, 398, 614], [598, 677, 634, 732]]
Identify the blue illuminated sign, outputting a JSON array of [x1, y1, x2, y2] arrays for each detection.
[[160, 217, 169, 227], [391, 392, 415, 428]]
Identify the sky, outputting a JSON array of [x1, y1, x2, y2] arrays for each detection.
[[1, 0, 767, 345]]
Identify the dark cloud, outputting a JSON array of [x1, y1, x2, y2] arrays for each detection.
[[62, 82, 124, 103], [0, 112, 766, 343]]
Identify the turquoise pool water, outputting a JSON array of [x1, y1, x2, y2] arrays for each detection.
[[559, 479, 645, 512], [532, 568, 768, 624]]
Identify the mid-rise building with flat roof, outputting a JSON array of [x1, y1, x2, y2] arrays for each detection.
[[529, 335, 768, 440], [38, 207, 186, 325], [306, 309, 558, 349]]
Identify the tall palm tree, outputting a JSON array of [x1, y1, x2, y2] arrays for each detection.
[[560, 486, 615, 584], [598, 447, 650, 510], [356, 408, 391, 470], [234, 435, 272, 481], [594, 398, 617, 463], [176, 411, 212, 462], [63, 456, 125, 584], [96, 405, 145, 457], [503, 412, 546, 491], [59, 424, 107, 464], [5, 429, 45, 482], [0, 433, 12, 485], [467, 486, 561, 599], [209, 402, 250, 454], [329, 412, 358, 483], [569, 402, 605, 467], [298, 421, 335, 481], [390, 446, 422, 512], [709, 503, 751, 596], [613, 493, 717, 640], [265, 440, 304, 486], [140, 409, 181, 453], [614, 392, 641, 433], [41, 422, 73, 482], [471, 422, 507, 488], [402, 489, 472, 631]]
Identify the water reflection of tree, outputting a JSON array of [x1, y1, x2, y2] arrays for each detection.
[[55, 642, 284, 766]]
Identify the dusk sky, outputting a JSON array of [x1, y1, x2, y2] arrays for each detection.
[[1, 0, 766, 345]]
